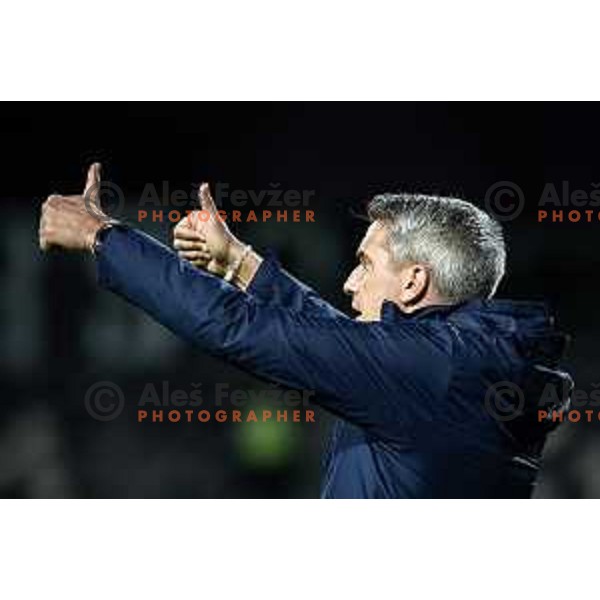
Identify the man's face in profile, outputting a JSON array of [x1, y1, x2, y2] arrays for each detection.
[[343, 221, 408, 321]]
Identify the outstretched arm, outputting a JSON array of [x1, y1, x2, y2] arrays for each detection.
[[95, 225, 448, 431], [38, 166, 451, 434]]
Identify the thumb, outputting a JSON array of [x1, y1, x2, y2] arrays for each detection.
[[84, 162, 102, 206], [199, 182, 218, 215]]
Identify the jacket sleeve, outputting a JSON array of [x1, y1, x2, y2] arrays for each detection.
[[96, 226, 452, 430], [247, 250, 345, 317]]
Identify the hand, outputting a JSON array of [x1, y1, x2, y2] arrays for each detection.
[[173, 182, 244, 276], [39, 163, 107, 253]]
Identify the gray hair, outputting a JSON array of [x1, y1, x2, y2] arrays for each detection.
[[367, 193, 506, 303]]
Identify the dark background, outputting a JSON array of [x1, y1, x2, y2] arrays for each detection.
[[0, 102, 597, 498]]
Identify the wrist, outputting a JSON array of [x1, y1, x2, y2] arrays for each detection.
[[232, 248, 262, 290], [89, 219, 120, 256], [85, 221, 105, 253], [224, 243, 252, 283], [217, 238, 262, 290], [226, 238, 246, 267]]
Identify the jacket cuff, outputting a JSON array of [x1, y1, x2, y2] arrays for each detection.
[[95, 224, 134, 290], [246, 248, 282, 297]]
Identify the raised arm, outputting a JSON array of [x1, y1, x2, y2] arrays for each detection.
[[96, 225, 451, 432], [38, 166, 452, 435]]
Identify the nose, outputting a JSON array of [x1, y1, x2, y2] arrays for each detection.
[[343, 266, 360, 296]]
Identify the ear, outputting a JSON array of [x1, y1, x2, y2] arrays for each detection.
[[397, 263, 431, 306]]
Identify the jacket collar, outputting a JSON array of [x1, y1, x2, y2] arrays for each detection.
[[380, 300, 463, 322], [380, 298, 552, 325]]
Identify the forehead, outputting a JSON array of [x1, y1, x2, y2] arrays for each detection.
[[358, 221, 390, 256]]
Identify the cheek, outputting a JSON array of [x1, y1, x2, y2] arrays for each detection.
[[354, 268, 368, 291], [358, 268, 395, 300], [362, 271, 387, 298], [372, 271, 400, 299]]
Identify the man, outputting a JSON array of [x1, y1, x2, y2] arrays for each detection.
[[39, 164, 572, 498]]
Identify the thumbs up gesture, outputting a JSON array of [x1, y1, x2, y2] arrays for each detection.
[[39, 163, 108, 252], [173, 182, 243, 276]]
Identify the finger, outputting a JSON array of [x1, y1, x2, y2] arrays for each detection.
[[178, 250, 211, 262], [174, 226, 206, 241], [39, 219, 50, 252], [39, 199, 55, 251], [184, 210, 211, 231], [39, 221, 48, 251], [199, 182, 218, 215], [43, 193, 62, 210], [173, 238, 208, 251], [61, 195, 87, 205], [84, 162, 102, 206]]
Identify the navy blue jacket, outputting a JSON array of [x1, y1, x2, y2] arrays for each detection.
[[96, 226, 573, 498]]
